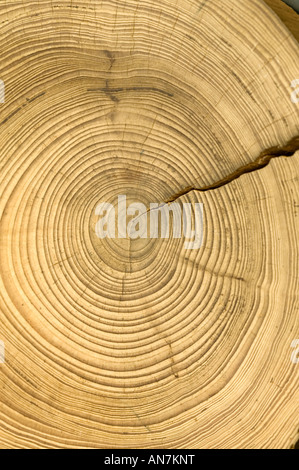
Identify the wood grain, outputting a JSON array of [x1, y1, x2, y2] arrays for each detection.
[[264, 0, 299, 41], [0, 0, 298, 449]]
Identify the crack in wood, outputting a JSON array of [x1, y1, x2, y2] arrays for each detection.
[[165, 136, 299, 203]]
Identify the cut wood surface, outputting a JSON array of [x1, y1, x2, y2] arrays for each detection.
[[264, 0, 299, 41], [0, 0, 298, 449]]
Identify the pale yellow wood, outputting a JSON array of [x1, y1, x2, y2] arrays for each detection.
[[0, 0, 298, 449]]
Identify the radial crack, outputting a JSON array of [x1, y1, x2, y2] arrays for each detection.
[[166, 135, 299, 203], [129, 135, 299, 227]]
